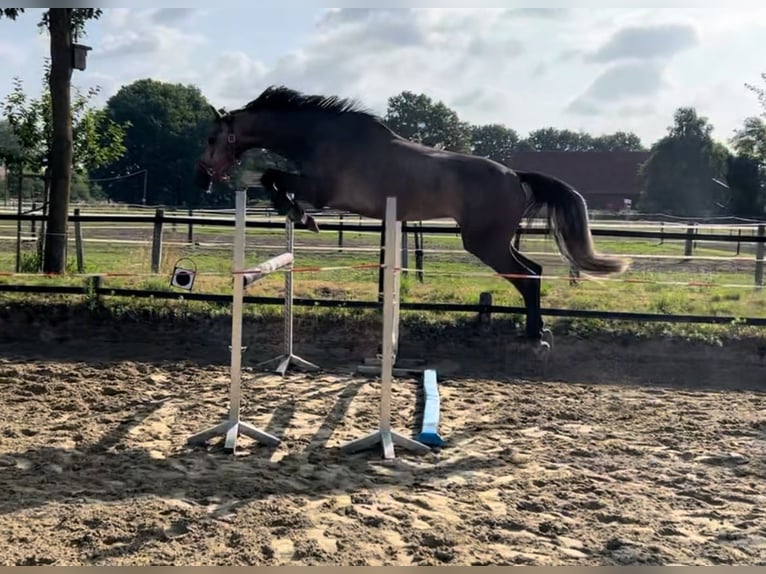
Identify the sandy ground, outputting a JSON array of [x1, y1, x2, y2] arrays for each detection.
[[0, 307, 765, 566]]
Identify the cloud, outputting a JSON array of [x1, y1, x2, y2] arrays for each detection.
[[567, 60, 668, 115], [319, 7, 409, 27], [566, 21, 700, 119], [207, 9, 519, 114], [252, 9, 526, 112], [63, 6, 764, 149], [587, 61, 667, 100], [79, 8, 212, 108], [203, 51, 268, 106], [94, 8, 208, 69], [150, 8, 197, 25], [506, 8, 568, 19], [316, 8, 425, 48], [99, 24, 207, 60], [588, 23, 698, 62], [450, 88, 506, 116], [568, 98, 657, 119]]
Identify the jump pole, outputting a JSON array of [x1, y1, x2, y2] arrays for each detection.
[[187, 188, 287, 454], [341, 196, 430, 460], [257, 200, 320, 376]]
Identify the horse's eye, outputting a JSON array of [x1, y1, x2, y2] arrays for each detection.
[[208, 136, 216, 145]]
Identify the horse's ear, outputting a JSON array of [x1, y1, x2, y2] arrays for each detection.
[[209, 105, 222, 120], [219, 108, 234, 124]]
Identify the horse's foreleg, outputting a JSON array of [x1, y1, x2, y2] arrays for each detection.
[[260, 169, 321, 232]]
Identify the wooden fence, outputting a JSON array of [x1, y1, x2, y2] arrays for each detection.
[[2, 209, 766, 288]]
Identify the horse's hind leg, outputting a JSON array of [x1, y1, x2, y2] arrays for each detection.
[[512, 247, 553, 348], [461, 225, 548, 354]]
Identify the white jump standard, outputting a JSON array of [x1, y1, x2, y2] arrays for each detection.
[[187, 188, 293, 454], [341, 197, 431, 460], [257, 198, 320, 376]]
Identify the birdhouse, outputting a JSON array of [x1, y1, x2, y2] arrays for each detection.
[[72, 43, 92, 71]]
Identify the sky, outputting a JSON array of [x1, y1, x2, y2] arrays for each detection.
[[1, 4, 765, 148]]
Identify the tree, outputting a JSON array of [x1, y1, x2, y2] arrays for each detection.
[[726, 154, 764, 217], [3, 78, 48, 174], [384, 91, 472, 152], [92, 79, 214, 207], [591, 131, 645, 151], [470, 123, 519, 164], [0, 8, 103, 273], [3, 64, 126, 268], [731, 74, 766, 167], [518, 127, 645, 152], [639, 107, 729, 216], [0, 120, 21, 161], [0, 119, 21, 205], [725, 73, 766, 217], [3, 63, 127, 186], [520, 128, 595, 151], [745, 72, 766, 115], [731, 116, 766, 161]]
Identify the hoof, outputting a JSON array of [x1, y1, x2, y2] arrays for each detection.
[[532, 340, 551, 375], [304, 214, 320, 233], [531, 339, 551, 359], [542, 328, 554, 349]]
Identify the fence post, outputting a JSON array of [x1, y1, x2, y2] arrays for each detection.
[[478, 292, 493, 327], [736, 229, 742, 256], [187, 208, 193, 244], [87, 274, 103, 305], [151, 208, 164, 273], [30, 202, 36, 234], [401, 222, 408, 277], [338, 213, 344, 252], [755, 224, 765, 288], [15, 169, 22, 273], [415, 222, 424, 283], [74, 208, 84, 273], [684, 224, 695, 258]]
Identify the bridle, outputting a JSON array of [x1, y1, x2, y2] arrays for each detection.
[[200, 134, 238, 174], [199, 111, 242, 187]]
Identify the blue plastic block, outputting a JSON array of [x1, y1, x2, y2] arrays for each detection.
[[417, 369, 444, 447]]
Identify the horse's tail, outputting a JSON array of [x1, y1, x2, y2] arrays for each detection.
[[515, 169, 629, 274]]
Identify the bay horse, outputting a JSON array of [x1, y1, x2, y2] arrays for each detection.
[[194, 85, 628, 356]]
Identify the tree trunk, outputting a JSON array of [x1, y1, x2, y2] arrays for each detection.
[[43, 8, 73, 273]]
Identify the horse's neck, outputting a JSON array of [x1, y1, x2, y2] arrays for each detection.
[[255, 117, 325, 165], [249, 113, 385, 166]]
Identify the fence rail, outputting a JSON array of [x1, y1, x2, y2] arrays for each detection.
[[2, 209, 766, 242], [2, 209, 766, 302], [2, 280, 765, 327]]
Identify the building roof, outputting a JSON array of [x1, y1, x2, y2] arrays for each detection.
[[507, 150, 651, 198]]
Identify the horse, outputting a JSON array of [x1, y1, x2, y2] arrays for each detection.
[[194, 85, 629, 357]]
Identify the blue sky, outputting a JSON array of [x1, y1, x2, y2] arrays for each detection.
[[1, 5, 764, 147]]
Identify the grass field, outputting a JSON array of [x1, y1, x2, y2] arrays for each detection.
[[2, 206, 765, 335]]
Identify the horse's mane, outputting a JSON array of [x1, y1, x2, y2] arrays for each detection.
[[243, 85, 377, 120]]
